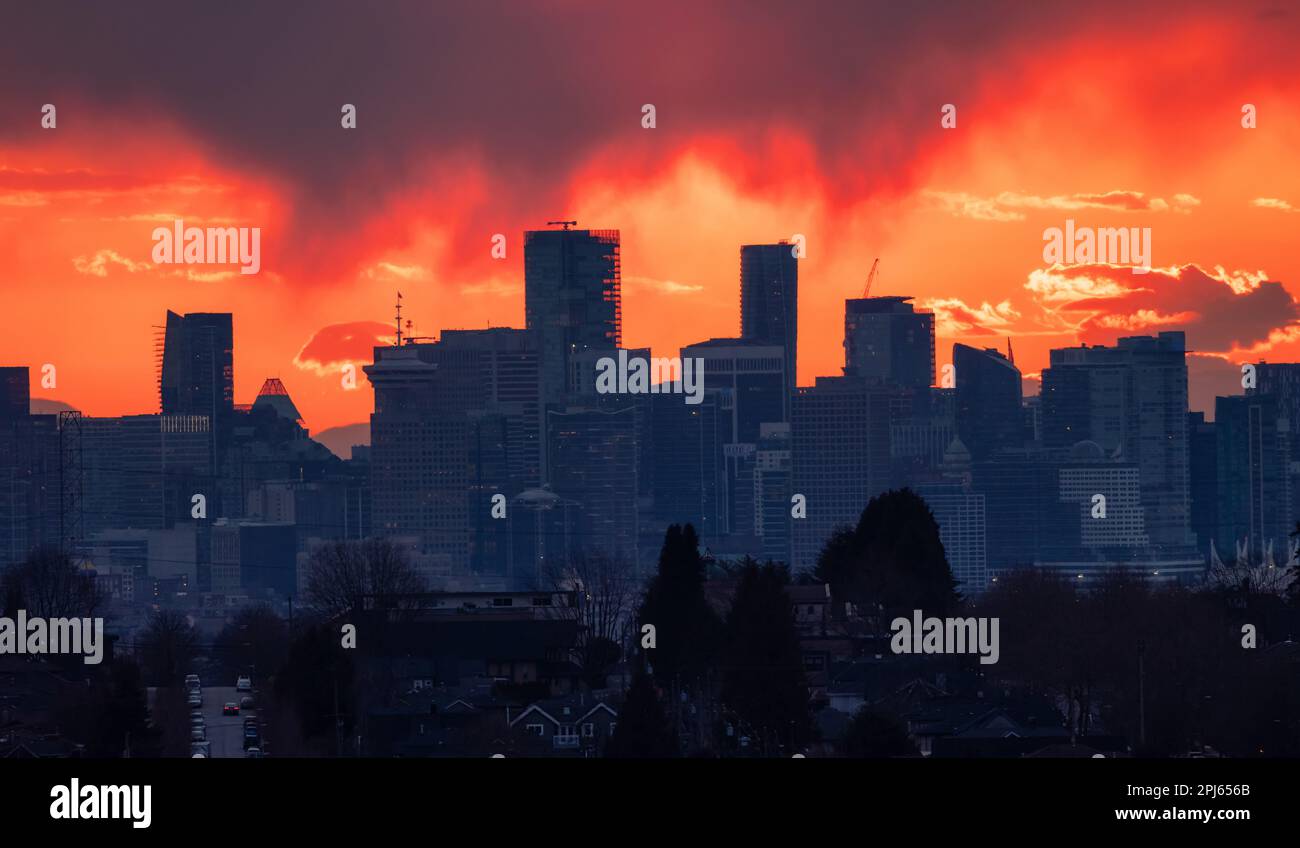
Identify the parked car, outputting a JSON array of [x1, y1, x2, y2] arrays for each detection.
[[243, 726, 260, 749], [244, 747, 264, 758], [189, 717, 205, 730], [239, 695, 254, 710], [222, 702, 240, 716], [190, 727, 206, 742], [190, 741, 211, 757], [189, 709, 203, 721], [187, 692, 202, 708], [235, 675, 252, 692]]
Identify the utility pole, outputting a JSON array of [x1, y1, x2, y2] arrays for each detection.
[[1137, 640, 1147, 750], [333, 674, 343, 757]]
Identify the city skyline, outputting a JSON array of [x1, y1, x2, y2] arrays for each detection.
[[3, 2, 1299, 434], [4, 3, 1300, 806], [2, 221, 1289, 442]]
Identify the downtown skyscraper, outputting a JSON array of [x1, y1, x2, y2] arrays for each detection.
[[790, 376, 893, 569], [524, 226, 622, 406], [953, 343, 1023, 460], [1215, 393, 1293, 565], [159, 310, 233, 468], [740, 243, 798, 399], [842, 295, 935, 391], [364, 333, 524, 575], [1040, 332, 1195, 551]]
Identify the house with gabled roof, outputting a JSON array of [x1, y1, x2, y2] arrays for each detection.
[[508, 696, 619, 755]]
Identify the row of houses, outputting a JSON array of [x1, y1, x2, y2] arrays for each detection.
[[365, 677, 621, 757]]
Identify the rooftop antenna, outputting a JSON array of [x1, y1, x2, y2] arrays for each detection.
[[394, 292, 403, 346], [547, 220, 578, 231], [405, 319, 413, 343]]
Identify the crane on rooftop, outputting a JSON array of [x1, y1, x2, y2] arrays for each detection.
[[862, 257, 880, 298]]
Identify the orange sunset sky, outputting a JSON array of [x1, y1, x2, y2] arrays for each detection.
[[2, 1, 1299, 438]]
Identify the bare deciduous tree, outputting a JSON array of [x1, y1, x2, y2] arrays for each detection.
[[2, 545, 102, 620], [544, 549, 640, 686], [305, 538, 426, 618], [138, 609, 199, 686], [1205, 548, 1295, 598]]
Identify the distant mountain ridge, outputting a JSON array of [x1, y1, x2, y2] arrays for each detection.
[[312, 422, 370, 460], [29, 399, 79, 415]]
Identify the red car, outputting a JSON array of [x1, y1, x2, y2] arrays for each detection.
[[222, 702, 240, 716]]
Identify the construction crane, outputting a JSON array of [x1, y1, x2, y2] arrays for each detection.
[[547, 220, 578, 230], [862, 258, 880, 298]]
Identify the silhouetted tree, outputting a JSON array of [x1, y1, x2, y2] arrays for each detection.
[[138, 609, 198, 686], [605, 673, 678, 758], [273, 621, 355, 755], [814, 489, 959, 617], [2, 545, 102, 619], [544, 549, 637, 687], [720, 559, 811, 753], [1206, 540, 1293, 602], [840, 708, 919, 757], [305, 538, 426, 619], [151, 685, 193, 757], [212, 603, 288, 681], [972, 569, 1275, 757], [638, 524, 720, 686], [60, 659, 153, 757]]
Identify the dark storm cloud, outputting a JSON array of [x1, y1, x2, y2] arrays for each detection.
[[0, 2, 1253, 237], [4, 0, 1297, 282]]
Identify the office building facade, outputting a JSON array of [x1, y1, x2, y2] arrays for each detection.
[[740, 243, 798, 398], [954, 343, 1023, 460], [524, 227, 621, 406], [791, 376, 893, 570], [843, 296, 935, 390], [1040, 332, 1194, 550]]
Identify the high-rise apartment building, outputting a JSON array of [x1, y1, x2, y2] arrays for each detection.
[[791, 376, 893, 570], [1215, 393, 1293, 565], [81, 414, 212, 534], [364, 339, 513, 573], [740, 243, 798, 398], [1040, 332, 1194, 550], [546, 404, 640, 570], [843, 296, 935, 390], [954, 343, 1023, 460], [524, 226, 621, 405], [159, 311, 234, 461]]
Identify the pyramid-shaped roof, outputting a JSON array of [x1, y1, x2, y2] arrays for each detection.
[[253, 377, 303, 424]]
